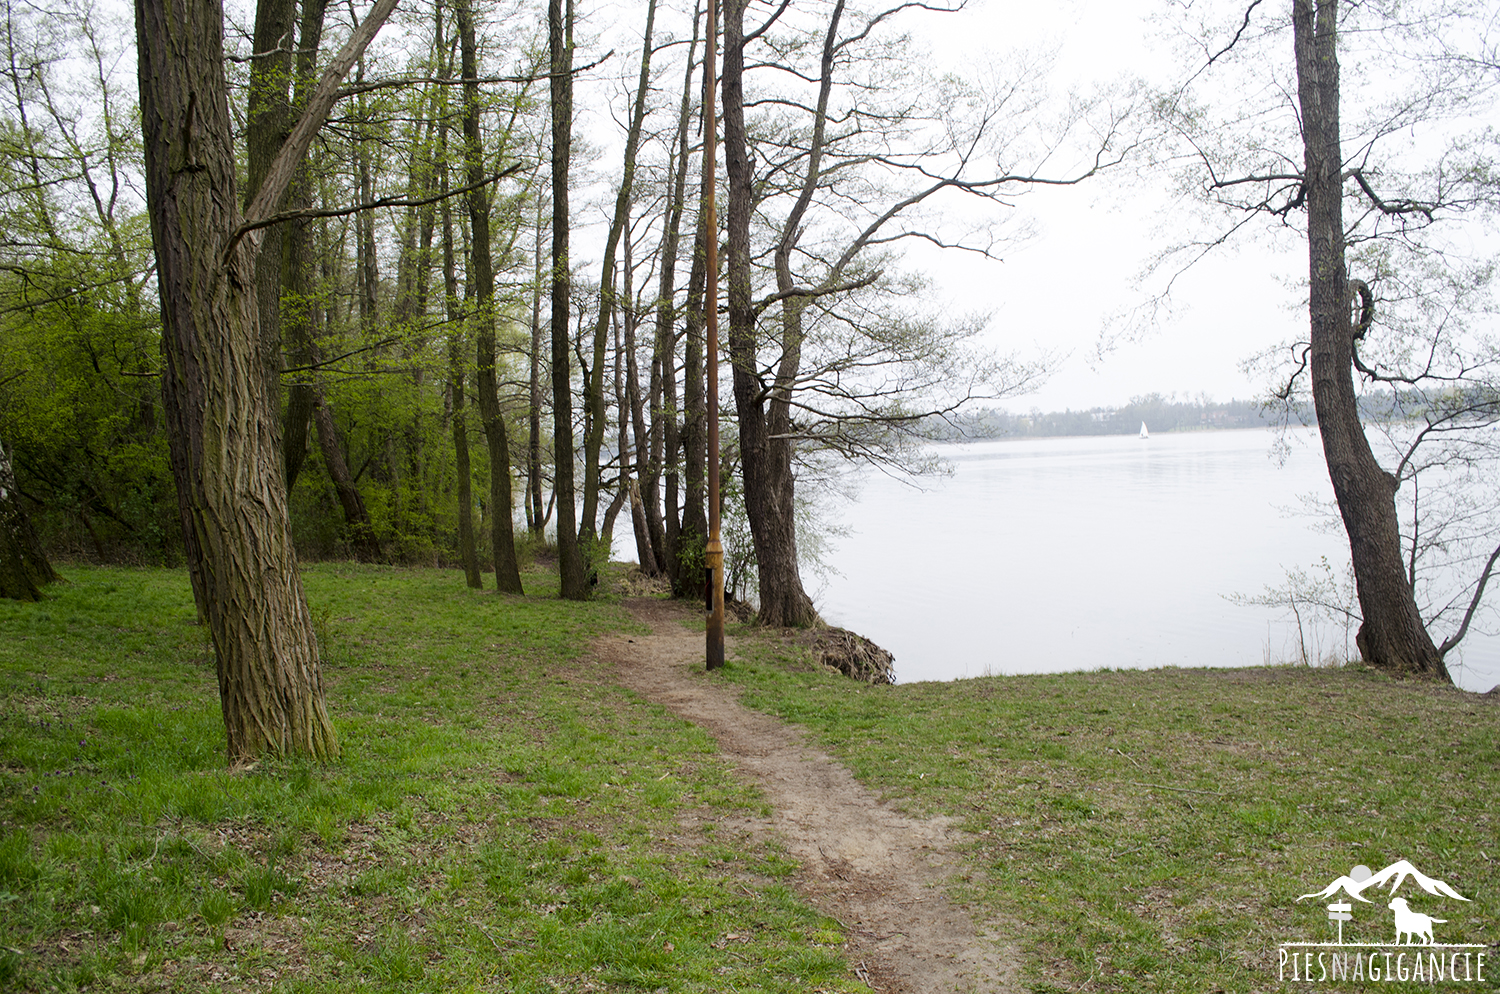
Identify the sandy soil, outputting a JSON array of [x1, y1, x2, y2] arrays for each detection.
[[595, 597, 1021, 993]]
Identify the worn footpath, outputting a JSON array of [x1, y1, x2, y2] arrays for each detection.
[[595, 597, 1021, 993]]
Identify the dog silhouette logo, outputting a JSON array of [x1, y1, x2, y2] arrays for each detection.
[[1388, 897, 1445, 945], [1277, 858, 1488, 984]]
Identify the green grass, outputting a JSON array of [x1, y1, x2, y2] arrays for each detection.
[[715, 629, 1500, 993], [0, 564, 866, 993]]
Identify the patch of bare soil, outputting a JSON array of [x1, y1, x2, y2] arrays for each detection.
[[596, 597, 1021, 994]]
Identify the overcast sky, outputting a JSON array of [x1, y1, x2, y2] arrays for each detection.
[[571, 0, 1314, 413], [901, 0, 1307, 413]]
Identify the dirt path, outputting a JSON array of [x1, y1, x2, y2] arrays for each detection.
[[596, 597, 1020, 993]]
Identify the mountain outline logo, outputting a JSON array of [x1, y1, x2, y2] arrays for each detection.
[[1277, 857, 1488, 984]]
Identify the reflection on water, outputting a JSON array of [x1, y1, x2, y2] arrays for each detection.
[[817, 428, 1500, 692]]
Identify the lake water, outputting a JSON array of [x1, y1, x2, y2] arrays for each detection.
[[816, 428, 1500, 692]]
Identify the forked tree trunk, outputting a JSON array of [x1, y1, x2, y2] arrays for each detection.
[[721, 0, 819, 627], [579, 0, 659, 548], [0, 438, 57, 601], [135, 0, 397, 762], [1293, 0, 1447, 680]]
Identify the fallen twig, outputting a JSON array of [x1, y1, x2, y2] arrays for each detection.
[[1127, 780, 1221, 796]]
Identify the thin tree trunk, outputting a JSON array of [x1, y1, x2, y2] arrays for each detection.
[[549, 0, 588, 598], [528, 175, 546, 536], [675, 181, 709, 598], [435, 4, 481, 589], [458, 0, 523, 594], [652, 2, 699, 586], [1293, 0, 1446, 680], [313, 397, 384, 562], [281, 0, 328, 488], [617, 268, 659, 573], [443, 192, 482, 588], [580, 0, 659, 547]]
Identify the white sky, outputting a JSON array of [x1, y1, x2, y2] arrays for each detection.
[[902, 0, 1306, 412], [571, 0, 1315, 413]]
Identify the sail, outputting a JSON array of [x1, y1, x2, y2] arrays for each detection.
[[1139, 422, 1149, 439]]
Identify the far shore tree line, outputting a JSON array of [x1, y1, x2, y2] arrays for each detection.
[[942, 384, 1500, 440], [2, 0, 1498, 761], [938, 394, 1278, 439]]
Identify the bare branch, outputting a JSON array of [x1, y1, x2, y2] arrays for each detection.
[[1437, 539, 1500, 658], [227, 164, 523, 248]]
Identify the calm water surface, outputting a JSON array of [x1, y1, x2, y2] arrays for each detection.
[[818, 428, 1500, 691]]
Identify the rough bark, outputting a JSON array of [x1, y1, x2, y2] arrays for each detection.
[[134, 0, 396, 763], [721, 0, 819, 627], [458, 0, 523, 594], [549, 0, 588, 598], [1293, 0, 1447, 680], [0, 437, 57, 601]]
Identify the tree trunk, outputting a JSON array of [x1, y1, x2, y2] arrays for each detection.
[[244, 0, 294, 393], [675, 195, 708, 598], [436, 7, 482, 590], [134, 0, 396, 763], [579, 0, 659, 551], [0, 437, 57, 601], [528, 194, 547, 537], [721, 0, 819, 627], [616, 282, 659, 574], [646, 1, 698, 583], [313, 397, 384, 562], [443, 189, 482, 589], [280, 0, 327, 489], [1293, 0, 1447, 680], [458, 0, 524, 595], [549, 0, 588, 598]]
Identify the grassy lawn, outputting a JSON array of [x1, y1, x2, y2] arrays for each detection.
[[717, 630, 1500, 992], [0, 565, 863, 993], [5, 565, 1497, 993]]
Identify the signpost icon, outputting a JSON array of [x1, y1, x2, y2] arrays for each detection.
[[1327, 902, 1352, 944]]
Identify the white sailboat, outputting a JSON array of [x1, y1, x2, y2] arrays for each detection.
[[1139, 421, 1149, 439]]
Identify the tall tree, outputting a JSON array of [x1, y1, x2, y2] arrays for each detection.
[[1293, 0, 1446, 678], [134, 0, 398, 762], [720, 0, 1100, 625], [457, 0, 523, 593], [1157, 0, 1500, 682], [579, 0, 659, 552], [549, 0, 587, 597]]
